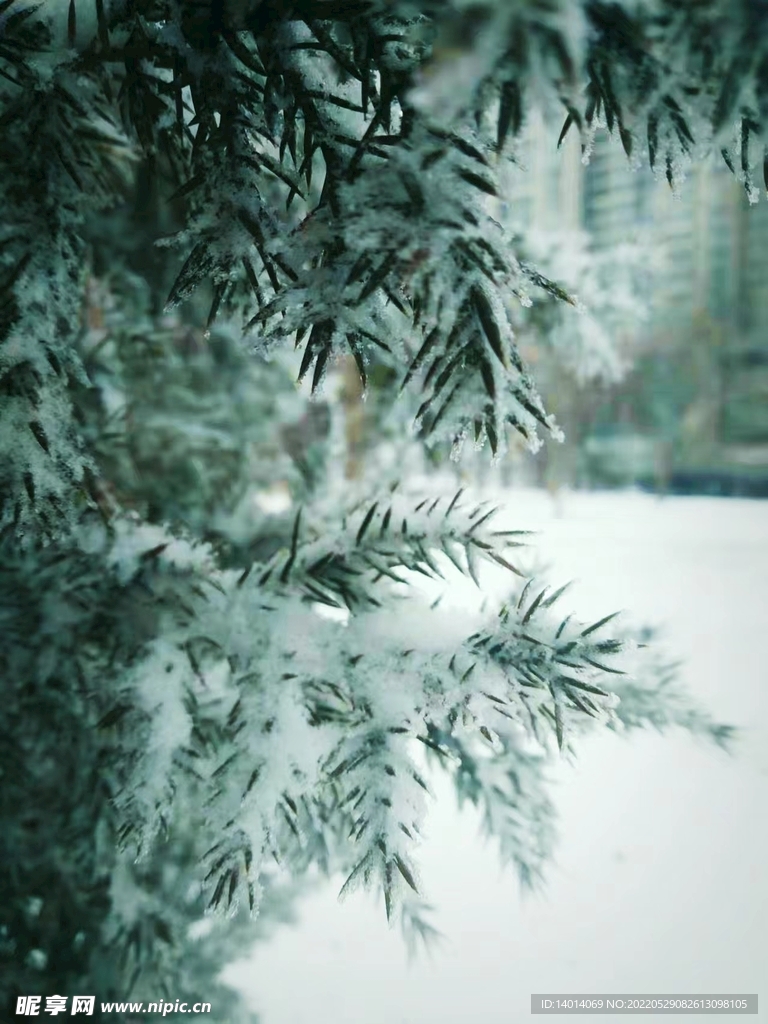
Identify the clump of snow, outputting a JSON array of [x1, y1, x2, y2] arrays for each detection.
[[106, 519, 215, 584], [127, 638, 192, 831]]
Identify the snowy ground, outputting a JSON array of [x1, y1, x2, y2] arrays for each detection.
[[224, 486, 767, 1024]]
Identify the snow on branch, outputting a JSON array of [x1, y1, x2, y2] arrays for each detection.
[[43, 492, 710, 927]]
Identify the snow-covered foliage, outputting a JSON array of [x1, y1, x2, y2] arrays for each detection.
[[509, 227, 655, 384], [0, 0, 748, 1015], [1, 469, 732, 941], [5, 0, 768, 535]]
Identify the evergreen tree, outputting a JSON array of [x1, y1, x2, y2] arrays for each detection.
[[1, 1, 753, 1018]]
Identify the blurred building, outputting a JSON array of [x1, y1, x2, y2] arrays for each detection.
[[501, 110, 768, 494]]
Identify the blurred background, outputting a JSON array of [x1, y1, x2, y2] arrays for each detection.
[[500, 113, 768, 499]]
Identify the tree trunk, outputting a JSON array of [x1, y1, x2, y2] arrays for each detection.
[[340, 354, 365, 480]]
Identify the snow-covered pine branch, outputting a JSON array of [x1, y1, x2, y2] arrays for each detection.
[[0, 0, 749, 1010], [2, 480, 722, 934], [4, 0, 768, 538]]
